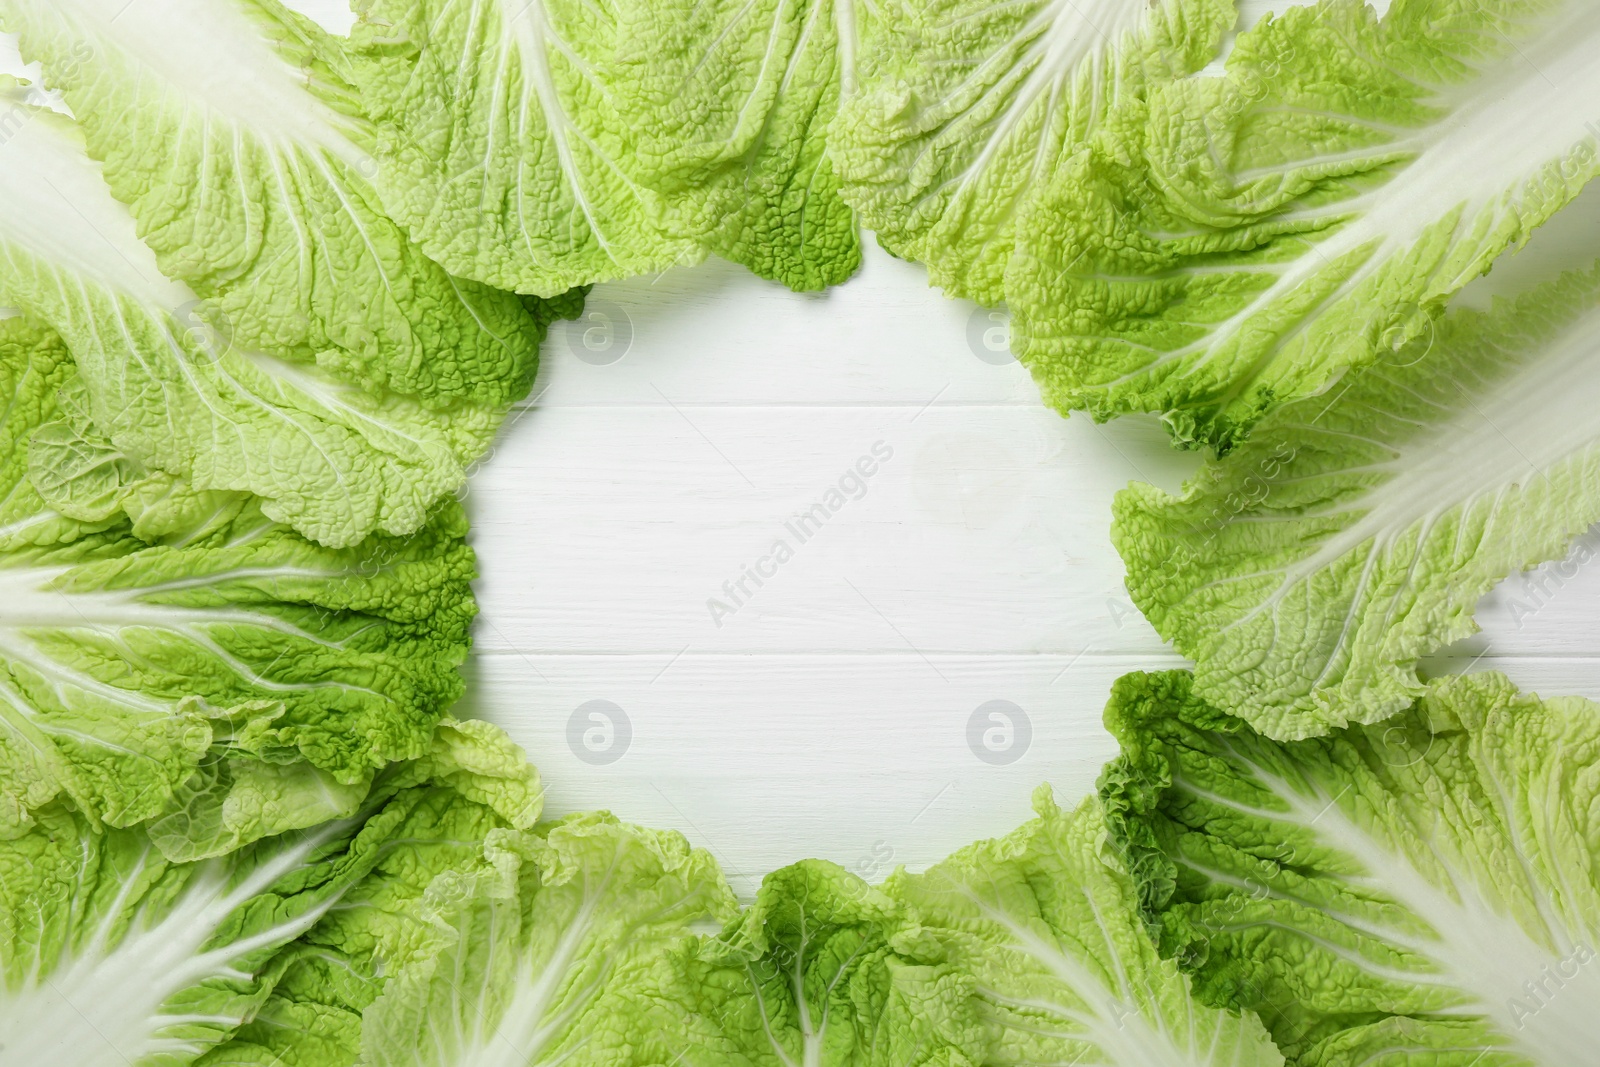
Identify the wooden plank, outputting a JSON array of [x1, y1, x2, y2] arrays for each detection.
[[468, 403, 1198, 655], [466, 651, 1186, 898], [525, 253, 1046, 407], [471, 649, 1600, 897]]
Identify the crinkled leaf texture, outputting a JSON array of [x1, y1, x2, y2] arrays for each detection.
[[624, 0, 865, 291], [0, 101, 577, 547], [0, 317, 477, 856], [883, 788, 1285, 1067], [349, 810, 738, 1067], [670, 858, 990, 1067], [659, 790, 1282, 1066], [832, 0, 1232, 304], [1100, 669, 1600, 1066], [343, 0, 708, 296], [0, 0, 548, 412], [317, 787, 1282, 1066], [1114, 265, 1600, 739], [343, 0, 861, 295], [842, 0, 1600, 448], [1016, 0, 1600, 449], [0, 718, 540, 1067]]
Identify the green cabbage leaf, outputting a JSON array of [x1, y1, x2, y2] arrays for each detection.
[[625, 0, 866, 291], [349, 811, 737, 1067], [839, 0, 1600, 449], [1101, 669, 1600, 1066], [1114, 266, 1600, 738], [0, 316, 478, 855], [832, 0, 1231, 304], [343, 0, 863, 295], [671, 858, 988, 1067], [1017, 0, 1600, 448], [0, 718, 540, 1067], [0, 0, 549, 413], [314, 784, 1286, 1067], [882, 787, 1286, 1067], [0, 98, 573, 547]]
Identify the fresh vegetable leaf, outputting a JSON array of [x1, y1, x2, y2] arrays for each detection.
[[663, 793, 1282, 1067], [351, 810, 736, 1067], [343, 0, 862, 295], [342, 0, 714, 297], [26, 368, 253, 544], [0, 719, 540, 1067], [0, 0, 548, 413], [1015, 0, 1600, 448], [673, 858, 988, 1067], [0, 316, 477, 854], [886, 787, 1286, 1067], [0, 102, 555, 546], [840, 0, 1600, 448], [628, 0, 866, 291], [1100, 669, 1600, 1066], [1113, 265, 1600, 739], [0, 806, 358, 1067], [199, 719, 544, 1067], [832, 0, 1232, 304]]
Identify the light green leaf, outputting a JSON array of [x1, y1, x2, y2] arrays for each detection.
[[1113, 265, 1600, 738], [196, 721, 543, 1067], [672, 859, 988, 1067], [0, 98, 576, 547], [1013, 0, 1600, 448], [0, 0, 547, 413], [344, 0, 862, 295], [628, 0, 865, 291], [832, 0, 1232, 304], [27, 375, 247, 540], [0, 806, 351, 1067], [887, 788, 1285, 1067], [343, 0, 713, 297], [0, 317, 478, 853], [1100, 669, 1600, 1066], [0, 721, 540, 1067], [354, 810, 736, 1067]]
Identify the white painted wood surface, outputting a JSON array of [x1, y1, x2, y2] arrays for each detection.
[[7, 4, 1600, 899], [463, 240, 1600, 898]]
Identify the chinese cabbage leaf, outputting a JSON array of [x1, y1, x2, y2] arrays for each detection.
[[1113, 265, 1600, 738], [669, 858, 989, 1067], [883, 787, 1286, 1067], [0, 316, 477, 855], [0, 717, 539, 1067], [0, 0, 548, 413], [832, 0, 1232, 304], [0, 100, 572, 547], [342, 0, 863, 295], [350, 810, 737, 1067], [1015, 0, 1600, 448], [1100, 669, 1600, 1066], [623, 0, 866, 291]]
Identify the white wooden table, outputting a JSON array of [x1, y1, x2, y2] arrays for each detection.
[[9, 4, 1600, 898], [467, 239, 1600, 898]]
